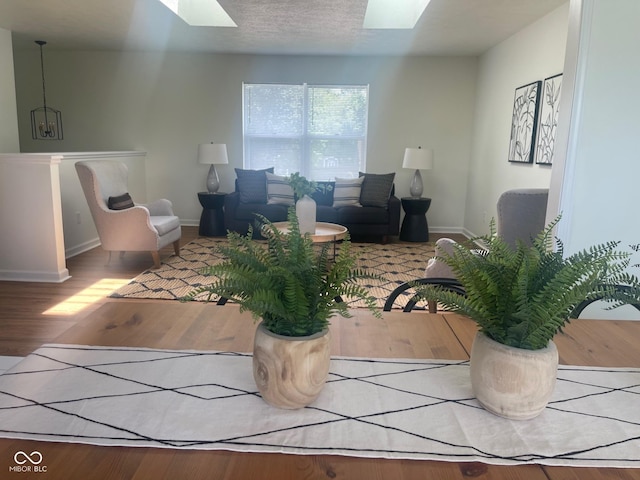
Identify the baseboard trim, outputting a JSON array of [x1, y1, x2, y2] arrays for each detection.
[[461, 228, 478, 239], [430, 226, 466, 236], [65, 238, 101, 259], [0, 268, 71, 283]]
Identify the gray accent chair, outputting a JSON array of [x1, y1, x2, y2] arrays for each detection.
[[496, 188, 549, 249], [75, 160, 181, 269], [384, 188, 549, 312]]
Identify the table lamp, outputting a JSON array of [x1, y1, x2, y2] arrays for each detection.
[[402, 146, 433, 198], [198, 143, 228, 193]]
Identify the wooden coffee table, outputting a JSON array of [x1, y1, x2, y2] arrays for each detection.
[[271, 221, 347, 258], [271, 221, 348, 243]]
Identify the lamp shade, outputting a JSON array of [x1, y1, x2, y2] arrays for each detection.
[[402, 147, 433, 170], [198, 143, 229, 165]]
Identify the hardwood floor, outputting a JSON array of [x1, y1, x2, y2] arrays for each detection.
[[2, 296, 640, 479], [3, 230, 640, 480], [0, 227, 200, 356], [0, 228, 465, 357]]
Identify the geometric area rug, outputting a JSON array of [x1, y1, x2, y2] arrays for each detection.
[[1, 344, 639, 468], [109, 238, 436, 309]]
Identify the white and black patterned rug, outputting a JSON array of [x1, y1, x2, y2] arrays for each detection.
[[109, 238, 435, 308], [1, 344, 639, 467]]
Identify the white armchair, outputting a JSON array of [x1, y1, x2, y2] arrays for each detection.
[[423, 238, 459, 312], [75, 160, 181, 269]]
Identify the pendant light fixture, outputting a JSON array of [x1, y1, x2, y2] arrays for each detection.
[[30, 40, 63, 140]]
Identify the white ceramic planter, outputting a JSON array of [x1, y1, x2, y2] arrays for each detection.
[[296, 195, 316, 235], [470, 332, 558, 420], [253, 322, 331, 409]]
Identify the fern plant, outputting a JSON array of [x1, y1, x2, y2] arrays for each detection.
[[415, 217, 640, 350], [183, 208, 381, 337]]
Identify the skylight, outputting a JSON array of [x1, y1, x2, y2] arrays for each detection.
[[158, 0, 237, 27], [363, 0, 432, 29]]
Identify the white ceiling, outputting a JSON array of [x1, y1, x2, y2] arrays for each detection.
[[1, 0, 567, 56]]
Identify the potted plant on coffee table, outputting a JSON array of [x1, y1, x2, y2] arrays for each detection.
[[414, 217, 640, 420], [287, 172, 318, 234], [183, 208, 382, 409]]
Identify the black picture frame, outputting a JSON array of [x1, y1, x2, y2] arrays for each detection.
[[508, 80, 542, 163], [535, 73, 563, 165]]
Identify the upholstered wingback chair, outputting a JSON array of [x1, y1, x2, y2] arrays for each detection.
[[75, 160, 181, 269]]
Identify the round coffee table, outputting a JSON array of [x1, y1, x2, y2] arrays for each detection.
[[270, 222, 348, 258], [270, 222, 348, 243]]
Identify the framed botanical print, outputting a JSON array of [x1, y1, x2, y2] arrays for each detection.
[[535, 73, 563, 165], [508, 80, 541, 163]]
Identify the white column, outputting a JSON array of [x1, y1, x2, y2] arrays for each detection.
[[0, 154, 70, 282]]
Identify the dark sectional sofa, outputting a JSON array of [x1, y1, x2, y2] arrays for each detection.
[[224, 171, 401, 243]]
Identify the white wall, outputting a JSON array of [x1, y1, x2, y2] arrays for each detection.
[[548, 0, 640, 319], [552, 0, 640, 253], [0, 28, 19, 153], [464, 3, 569, 237], [12, 52, 478, 232]]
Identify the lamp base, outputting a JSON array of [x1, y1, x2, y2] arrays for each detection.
[[206, 165, 220, 193], [409, 169, 423, 198]]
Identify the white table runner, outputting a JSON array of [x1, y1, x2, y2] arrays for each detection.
[[0, 344, 638, 467]]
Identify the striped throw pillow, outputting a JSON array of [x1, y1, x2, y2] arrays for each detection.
[[332, 177, 364, 207], [108, 193, 134, 210], [266, 172, 295, 205]]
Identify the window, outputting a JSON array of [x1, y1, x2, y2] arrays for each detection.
[[243, 83, 369, 181]]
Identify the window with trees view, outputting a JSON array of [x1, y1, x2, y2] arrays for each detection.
[[243, 83, 369, 180]]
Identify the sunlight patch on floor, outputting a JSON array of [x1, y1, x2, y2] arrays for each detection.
[[42, 278, 131, 316]]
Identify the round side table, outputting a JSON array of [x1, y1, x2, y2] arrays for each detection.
[[400, 197, 432, 242], [197, 192, 227, 237]]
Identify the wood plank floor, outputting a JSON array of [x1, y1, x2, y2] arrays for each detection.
[[3, 301, 640, 479], [0, 228, 466, 357], [2, 230, 640, 480], [0, 226, 199, 357]]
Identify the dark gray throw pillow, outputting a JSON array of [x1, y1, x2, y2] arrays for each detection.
[[359, 172, 395, 208], [108, 192, 134, 210], [312, 181, 335, 206], [235, 167, 274, 204]]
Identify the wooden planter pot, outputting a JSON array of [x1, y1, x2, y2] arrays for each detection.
[[253, 322, 331, 409], [470, 332, 558, 420]]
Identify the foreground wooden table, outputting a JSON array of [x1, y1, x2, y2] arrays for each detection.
[[1, 301, 639, 479]]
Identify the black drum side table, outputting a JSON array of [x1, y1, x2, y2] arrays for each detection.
[[400, 197, 432, 242], [197, 192, 227, 237]]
